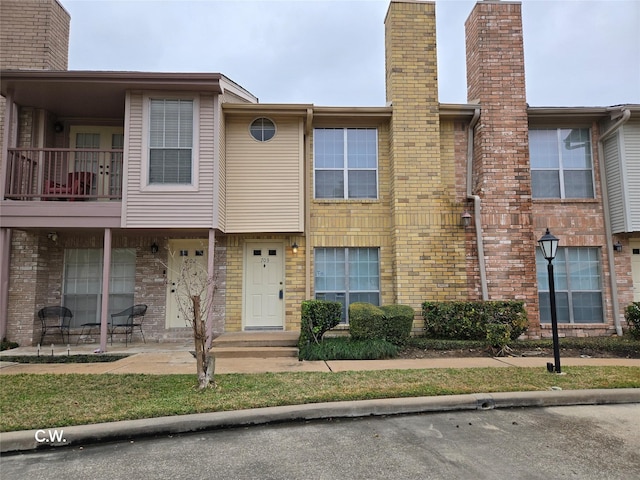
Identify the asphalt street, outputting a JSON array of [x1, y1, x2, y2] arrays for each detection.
[[3, 404, 639, 480]]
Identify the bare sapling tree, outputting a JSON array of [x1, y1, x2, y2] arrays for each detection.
[[171, 254, 217, 390]]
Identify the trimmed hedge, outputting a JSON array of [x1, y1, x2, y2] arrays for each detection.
[[299, 337, 399, 361], [297, 300, 343, 354], [349, 302, 414, 346], [626, 302, 640, 339], [422, 300, 528, 341]]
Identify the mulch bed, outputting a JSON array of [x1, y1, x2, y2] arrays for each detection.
[[397, 346, 639, 360], [0, 354, 130, 364]]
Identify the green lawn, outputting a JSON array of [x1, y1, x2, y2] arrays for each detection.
[[2, 366, 639, 432]]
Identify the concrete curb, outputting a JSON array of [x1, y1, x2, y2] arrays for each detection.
[[2, 388, 638, 454]]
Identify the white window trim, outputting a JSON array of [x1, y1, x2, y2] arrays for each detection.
[[141, 93, 200, 192], [249, 117, 277, 142], [313, 128, 379, 200]]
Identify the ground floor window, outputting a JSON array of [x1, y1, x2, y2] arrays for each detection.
[[314, 247, 380, 323], [63, 248, 135, 328], [536, 247, 603, 323]]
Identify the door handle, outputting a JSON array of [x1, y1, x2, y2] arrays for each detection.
[[279, 289, 283, 300]]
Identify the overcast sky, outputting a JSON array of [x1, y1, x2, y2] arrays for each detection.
[[58, 0, 640, 107]]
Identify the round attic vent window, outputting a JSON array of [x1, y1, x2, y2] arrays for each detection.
[[249, 117, 276, 142]]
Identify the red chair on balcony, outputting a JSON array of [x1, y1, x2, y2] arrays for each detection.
[[44, 171, 93, 201]]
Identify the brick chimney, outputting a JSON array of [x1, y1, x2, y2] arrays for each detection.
[[0, 0, 70, 70], [385, 0, 469, 312], [465, 1, 539, 325]]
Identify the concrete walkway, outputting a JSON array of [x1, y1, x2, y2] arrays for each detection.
[[1, 349, 640, 375], [2, 344, 639, 454], [2, 338, 640, 375]]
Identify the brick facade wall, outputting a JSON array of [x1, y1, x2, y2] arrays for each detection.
[[465, 0, 540, 334], [531, 122, 620, 337], [6, 232, 229, 346]]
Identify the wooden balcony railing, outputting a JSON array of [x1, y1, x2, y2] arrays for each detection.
[[4, 148, 123, 201]]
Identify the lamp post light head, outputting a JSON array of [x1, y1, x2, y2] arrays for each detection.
[[538, 228, 559, 262]]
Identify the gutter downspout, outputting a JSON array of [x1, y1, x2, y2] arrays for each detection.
[[597, 107, 631, 336], [466, 107, 488, 300], [304, 108, 313, 300]]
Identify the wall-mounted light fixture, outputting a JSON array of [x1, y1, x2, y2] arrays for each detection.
[[613, 241, 623, 253], [151, 243, 159, 254], [54, 121, 64, 133], [291, 242, 299, 254], [47, 232, 58, 243], [461, 210, 472, 228]]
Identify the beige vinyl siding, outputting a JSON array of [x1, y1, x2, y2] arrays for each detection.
[[217, 99, 227, 230], [603, 132, 625, 233], [624, 119, 640, 232], [122, 93, 218, 228], [225, 116, 304, 233]]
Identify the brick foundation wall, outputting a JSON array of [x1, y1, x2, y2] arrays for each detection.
[[6, 231, 42, 345]]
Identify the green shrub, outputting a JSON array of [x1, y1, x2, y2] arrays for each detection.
[[422, 300, 528, 341], [298, 300, 343, 356], [298, 337, 399, 361], [349, 302, 414, 346], [0, 338, 19, 351], [379, 304, 415, 346], [625, 302, 640, 339], [349, 302, 386, 341], [485, 323, 512, 355]]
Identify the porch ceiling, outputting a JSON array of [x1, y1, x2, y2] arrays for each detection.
[[1, 70, 225, 119]]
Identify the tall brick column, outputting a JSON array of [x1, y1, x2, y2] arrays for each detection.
[[385, 1, 468, 317], [465, 1, 539, 327]]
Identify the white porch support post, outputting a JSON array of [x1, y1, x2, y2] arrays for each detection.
[[206, 228, 216, 350], [0, 228, 11, 340], [99, 228, 112, 352]]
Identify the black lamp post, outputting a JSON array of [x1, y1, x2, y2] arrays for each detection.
[[538, 228, 561, 374]]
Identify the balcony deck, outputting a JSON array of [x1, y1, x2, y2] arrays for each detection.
[[1, 148, 123, 228]]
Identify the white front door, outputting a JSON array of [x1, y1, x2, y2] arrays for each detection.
[[166, 239, 209, 328], [632, 240, 640, 302], [244, 242, 284, 330]]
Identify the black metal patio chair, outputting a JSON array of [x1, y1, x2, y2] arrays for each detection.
[[37, 306, 72, 345], [109, 304, 147, 345]]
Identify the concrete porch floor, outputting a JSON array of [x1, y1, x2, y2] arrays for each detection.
[[0, 331, 300, 357]]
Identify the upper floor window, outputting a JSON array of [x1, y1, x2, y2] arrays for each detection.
[[530, 128, 594, 199], [250, 117, 276, 142], [149, 99, 193, 184], [314, 128, 378, 199]]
